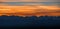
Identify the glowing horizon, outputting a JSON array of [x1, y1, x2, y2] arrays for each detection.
[[0, 5, 60, 16], [0, 0, 60, 16]]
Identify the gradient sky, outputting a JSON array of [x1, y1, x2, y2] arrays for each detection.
[[0, 0, 60, 16], [0, 0, 60, 2], [0, 0, 60, 6]]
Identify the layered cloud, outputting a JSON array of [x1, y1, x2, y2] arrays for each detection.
[[0, 6, 60, 16], [0, 0, 60, 16], [0, 6, 60, 13]]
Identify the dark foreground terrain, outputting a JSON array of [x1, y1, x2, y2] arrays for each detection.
[[0, 15, 60, 29]]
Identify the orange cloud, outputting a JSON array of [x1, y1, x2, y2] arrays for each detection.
[[0, 5, 60, 16]]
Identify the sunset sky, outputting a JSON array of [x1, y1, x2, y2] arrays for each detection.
[[0, 0, 60, 16], [0, 0, 60, 5], [0, 0, 59, 2]]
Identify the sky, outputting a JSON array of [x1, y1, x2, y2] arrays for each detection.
[[0, 0, 60, 16], [0, 0, 60, 2], [0, 0, 60, 6]]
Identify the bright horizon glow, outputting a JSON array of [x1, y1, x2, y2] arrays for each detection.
[[0, 0, 60, 16], [0, 6, 60, 11]]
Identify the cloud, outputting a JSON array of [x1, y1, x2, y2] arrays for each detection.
[[0, 5, 60, 16], [0, 5, 60, 13]]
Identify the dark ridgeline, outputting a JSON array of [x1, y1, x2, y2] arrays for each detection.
[[0, 15, 60, 29]]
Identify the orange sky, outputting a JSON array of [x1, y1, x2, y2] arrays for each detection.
[[0, 6, 60, 13], [0, 0, 60, 16], [0, 5, 60, 16]]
